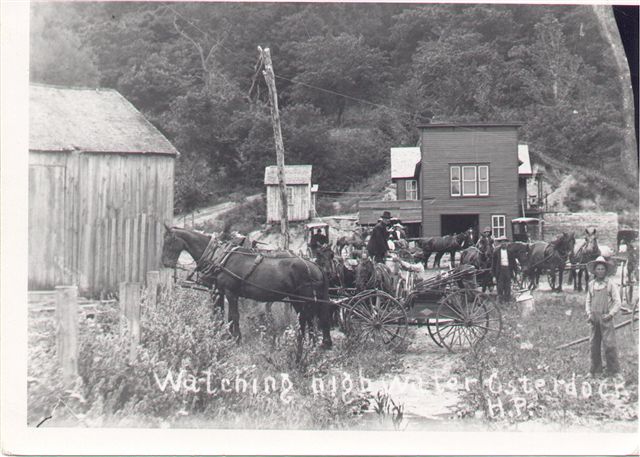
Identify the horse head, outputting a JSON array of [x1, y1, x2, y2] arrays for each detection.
[[583, 227, 600, 256], [161, 226, 188, 268], [553, 232, 575, 257], [315, 245, 336, 278]]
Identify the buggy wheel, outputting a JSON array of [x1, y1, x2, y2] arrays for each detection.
[[395, 278, 407, 302], [426, 319, 444, 348], [344, 290, 410, 348], [435, 290, 502, 352]]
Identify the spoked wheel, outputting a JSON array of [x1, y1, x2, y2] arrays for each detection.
[[435, 290, 502, 352], [426, 319, 444, 348], [344, 290, 410, 348]]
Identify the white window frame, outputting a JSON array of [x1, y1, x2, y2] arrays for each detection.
[[405, 179, 418, 200], [492, 215, 506, 239], [450, 166, 461, 196], [462, 166, 477, 196], [478, 165, 489, 196]]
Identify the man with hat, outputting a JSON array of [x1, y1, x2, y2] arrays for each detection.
[[585, 255, 621, 377], [492, 236, 513, 303], [367, 211, 392, 263]]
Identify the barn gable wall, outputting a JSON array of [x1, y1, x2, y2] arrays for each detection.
[[29, 151, 174, 295]]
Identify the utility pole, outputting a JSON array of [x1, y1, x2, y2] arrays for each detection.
[[259, 46, 290, 250]]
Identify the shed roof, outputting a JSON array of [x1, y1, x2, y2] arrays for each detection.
[[518, 144, 532, 175], [29, 84, 178, 155], [390, 147, 421, 179], [264, 165, 312, 185]]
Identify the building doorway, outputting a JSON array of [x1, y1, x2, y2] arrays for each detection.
[[441, 214, 479, 238]]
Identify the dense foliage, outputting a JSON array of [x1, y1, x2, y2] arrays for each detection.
[[30, 3, 637, 212]]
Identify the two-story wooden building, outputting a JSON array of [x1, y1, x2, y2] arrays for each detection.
[[359, 123, 542, 240]]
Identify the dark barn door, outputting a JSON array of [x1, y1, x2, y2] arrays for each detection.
[[440, 214, 478, 237]]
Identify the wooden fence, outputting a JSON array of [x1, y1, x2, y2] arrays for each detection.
[[35, 270, 174, 384]]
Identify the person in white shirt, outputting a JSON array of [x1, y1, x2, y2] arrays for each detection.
[[491, 236, 512, 303]]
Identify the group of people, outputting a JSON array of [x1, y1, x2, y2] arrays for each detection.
[[365, 211, 407, 262]]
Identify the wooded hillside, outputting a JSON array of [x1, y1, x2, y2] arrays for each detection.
[[30, 3, 638, 213]]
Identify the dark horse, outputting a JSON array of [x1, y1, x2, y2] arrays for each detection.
[[506, 241, 531, 286], [335, 227, 369, 257], [569, 228, 600, 291], [315, 245, 356, 293], [526, 232, 575, 292], [354, 257, 394, 293], [418, 229, 473, 269], [161, 226, 333, 350], [460, 246, 492, 291]]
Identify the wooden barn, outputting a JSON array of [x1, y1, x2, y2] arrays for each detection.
[[29, 84, 178, 296], [264, 165, 317, 222]]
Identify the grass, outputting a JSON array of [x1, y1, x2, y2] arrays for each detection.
[[452, 288, 638, 426], [27, 284, 405, 429]]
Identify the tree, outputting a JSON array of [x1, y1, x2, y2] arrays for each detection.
[[289, 33, 389, 125]]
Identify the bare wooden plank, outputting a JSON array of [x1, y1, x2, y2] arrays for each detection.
[[146, 270, 159, 308], [132, 214, 140, 282], [109, 217, 117, 291], [55, 285, 79, 384], [139, 213, 147, 283], [121, 282, 141, 362], [124, 217, 131, 283]]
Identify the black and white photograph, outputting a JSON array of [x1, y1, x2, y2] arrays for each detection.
[[1, 0, 639, 454]]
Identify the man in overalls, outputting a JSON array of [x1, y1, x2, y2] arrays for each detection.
[[585, 256, 621, 377]]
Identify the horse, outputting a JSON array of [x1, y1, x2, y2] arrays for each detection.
[[569, 228, 600, 291], [459, 246, 493, 291], [335, 227, 369, 258], [506, 241, 531, 285], [354, 257, 394, 293], [418, 228, 473, 269], [525, 232, 575, 292], [160, 226, 333, 352], [315, 245, 356, 292]]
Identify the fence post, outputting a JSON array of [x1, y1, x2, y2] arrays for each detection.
[[146, 270, 160, 308], [55, 285, 79, 384], [120, 282, 141, 362], [159, 269, 174, 295]]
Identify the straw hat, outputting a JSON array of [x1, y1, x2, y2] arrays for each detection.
[[586, 255, 617, 276]]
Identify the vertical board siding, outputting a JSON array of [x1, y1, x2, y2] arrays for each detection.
[[266, 184, 311, 222], [28, 152, 175, 296]]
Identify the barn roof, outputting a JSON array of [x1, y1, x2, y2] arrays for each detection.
[[390, 147, 421, 179], [264, 165, 312, 185], [29, 84, 178, 155], [518, 144, 532, 175]]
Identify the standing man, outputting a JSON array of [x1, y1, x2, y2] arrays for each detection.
[[309, 228, 328, 258], [476, 226, 494, 258], [585, 256, 621, 378], [492, 236, 512, 303], [367, 211, 392, 263]]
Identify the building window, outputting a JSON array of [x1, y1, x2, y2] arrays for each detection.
[[492, 215, 506, 238], [450, 164, 489, 197], [478, 165, 489, 196], [405, 180, 418, 200], [450, 166, 461, 196]]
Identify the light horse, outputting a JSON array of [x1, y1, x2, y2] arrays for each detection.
[[526, 232, 575, 292], [418, 228, 473, 269], [161, 226, 333, 351], [569, 228, 601, 291]]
